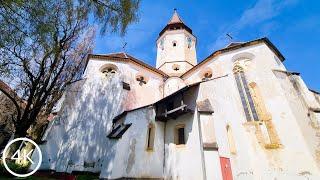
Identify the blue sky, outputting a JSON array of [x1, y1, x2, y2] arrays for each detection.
[[94, 0, 320, 91]]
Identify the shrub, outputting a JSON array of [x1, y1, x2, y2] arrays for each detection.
[[0, 159, 30, 176]]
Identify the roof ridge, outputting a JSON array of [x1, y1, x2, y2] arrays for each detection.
[[87, 53, 168, 77], [180, 37, 285, 78]]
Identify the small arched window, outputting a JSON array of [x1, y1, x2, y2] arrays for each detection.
[[187, 37, 192, 48], [160, 39, 164, 50], [172, 41, 177, 47]]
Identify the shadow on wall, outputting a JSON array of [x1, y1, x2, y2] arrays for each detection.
[[40, 73, 128, 177], [164, 113, 195, 179], [164, 86, 200, 179]]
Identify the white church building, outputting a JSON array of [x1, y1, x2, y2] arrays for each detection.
[[33, 10, 320, 180]]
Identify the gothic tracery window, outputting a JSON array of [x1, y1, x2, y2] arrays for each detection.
[[101, 65, 117, 78], [233, 65, 259, 121]]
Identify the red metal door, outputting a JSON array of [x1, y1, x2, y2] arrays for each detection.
[[220, 157, 233, 180]]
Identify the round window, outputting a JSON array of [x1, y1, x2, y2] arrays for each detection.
[[100, 64, 118, 78]]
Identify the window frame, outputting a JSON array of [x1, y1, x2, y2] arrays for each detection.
[[146, 123, 155, 151], [172, 41, 177, 47], [100, 64, 118, 79], [174, 124, 186, 146], [233, 65, 259, 122]]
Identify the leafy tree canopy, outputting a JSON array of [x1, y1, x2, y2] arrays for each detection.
[[0, 0, 140, 141]]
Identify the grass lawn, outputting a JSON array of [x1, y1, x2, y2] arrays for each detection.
[[0, 174, 99, 180]]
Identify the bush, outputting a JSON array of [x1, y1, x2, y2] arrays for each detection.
[[0, 159, 30, 176]]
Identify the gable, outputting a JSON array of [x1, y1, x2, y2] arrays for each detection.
[[86, 53, 168, 78], [180, 37, 285, 79]]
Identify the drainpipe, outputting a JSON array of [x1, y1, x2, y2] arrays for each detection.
[[197, 110, 207, 180]]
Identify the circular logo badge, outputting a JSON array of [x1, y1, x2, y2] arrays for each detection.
[[2, 137, 42, 177]]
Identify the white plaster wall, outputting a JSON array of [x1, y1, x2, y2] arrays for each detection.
[[164, 113, 204, 180], [199, 113, 223, 180], [156, 30, 197, 74], [32, 41, 320, 179], [183, 43, 286, 84], [274, 71, 320, 169], [159, 61, 194, 77], [84, 59, 164, 109], [204, 151, 222, 180], [34, 58, 165, 176], [163, 77, 186, 97], [100, 107, 164, 179], [183, 42, 320, 179]]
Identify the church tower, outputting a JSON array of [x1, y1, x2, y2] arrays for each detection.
[[156, 9, 197, 76]]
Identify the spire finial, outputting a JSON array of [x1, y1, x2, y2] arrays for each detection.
[[174, 8, 177, 12]]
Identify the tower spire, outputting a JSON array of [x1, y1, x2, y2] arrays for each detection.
[[168, 8, 184, 25], [156, 10, 197, 76], [159, 9, 192, 37]]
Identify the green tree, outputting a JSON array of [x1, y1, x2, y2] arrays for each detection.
[[0, 0, 140, 143]]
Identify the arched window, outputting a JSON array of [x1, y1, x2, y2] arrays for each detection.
[[159, 39, 164, 50], [172, 41, 177, 47], [100, 64, 118, 78], [233, 64, 259, 121], [187, 37, 192, 48]]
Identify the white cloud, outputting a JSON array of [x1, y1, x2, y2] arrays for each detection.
[[209, 0, 298, 51]]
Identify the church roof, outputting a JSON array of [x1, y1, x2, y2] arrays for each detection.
[[180, 37, 285, 78], [225, 42, 244, 48], [159, 9, 192, 37], [87, 52, 168, 77], [111, 73, 229, 122], [197, 99, 214, 114], [112, 81, 201, 122]]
